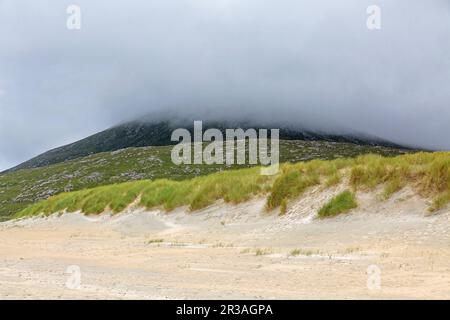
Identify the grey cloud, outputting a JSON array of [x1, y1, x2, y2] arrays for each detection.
[[1, 0, 450, 170]]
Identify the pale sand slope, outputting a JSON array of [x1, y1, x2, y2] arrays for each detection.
[[1, 186, 450, 299]]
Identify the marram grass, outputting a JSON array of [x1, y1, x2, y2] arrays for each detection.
[[14, 152, 450, 219], [0, 139, 407, 221], [318, 190, 358, 218], [14, 167, 272, 218]]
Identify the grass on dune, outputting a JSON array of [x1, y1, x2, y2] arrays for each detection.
[[0, 139, 408, 221], [14, 167, 272, 218], [429, 191, 450, 212], [318, 190, 358, 218], [15, 152, 450, 219], [270, 152, 450, 213]]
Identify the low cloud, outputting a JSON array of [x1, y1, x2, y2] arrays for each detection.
[[1, 0, 450, 170]]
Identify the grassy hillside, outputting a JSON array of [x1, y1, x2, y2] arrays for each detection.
[[0, 140, 409, 221], [5, 119, 407, 173], [15, 152, 450, 219]]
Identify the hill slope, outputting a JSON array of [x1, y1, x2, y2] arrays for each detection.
[[4, 119, 408, 173]]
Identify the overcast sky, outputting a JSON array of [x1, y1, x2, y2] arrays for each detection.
[[1, 0, 450, 170]]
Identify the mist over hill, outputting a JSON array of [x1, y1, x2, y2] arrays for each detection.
[[1, 1, 450, 171], [4, 117, 409, 173]]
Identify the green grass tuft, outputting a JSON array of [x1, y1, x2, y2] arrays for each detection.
[[266, 164, 320, 210], [147, 239, 164, 244], [255, 248, 273, 256], [381, 176, 404, 200], [325, 172, 341, 187], [318, 190, 357, 218], [429, 192, 450, 212], [279, 199, 288, 215], [289, 248, 318, 256]]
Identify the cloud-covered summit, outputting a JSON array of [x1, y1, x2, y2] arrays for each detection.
[[1, 0, 449, 170]]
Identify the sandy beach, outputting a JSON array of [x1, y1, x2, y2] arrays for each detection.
[[1, 187, 450, 300]]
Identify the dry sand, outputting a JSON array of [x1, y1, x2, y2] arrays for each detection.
[[1, 187, 450, 299]]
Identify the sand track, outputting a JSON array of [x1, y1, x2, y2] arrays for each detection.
[[1, 188, 450, 299]]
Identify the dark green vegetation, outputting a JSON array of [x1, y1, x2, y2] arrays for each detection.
[[5, 119, 407, 173], [0, 140, 409, 221], [317, 191, 358, 218], [16, 152, 450, 220]]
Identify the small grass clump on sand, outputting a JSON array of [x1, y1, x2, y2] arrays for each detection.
[[318, 190, 357, 218], [429, 192, 450, 212], [255, 248, 273, 256], [344, 246, 361, 254], [147, 239, 164, 244], [289, 248, 319, 256]]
